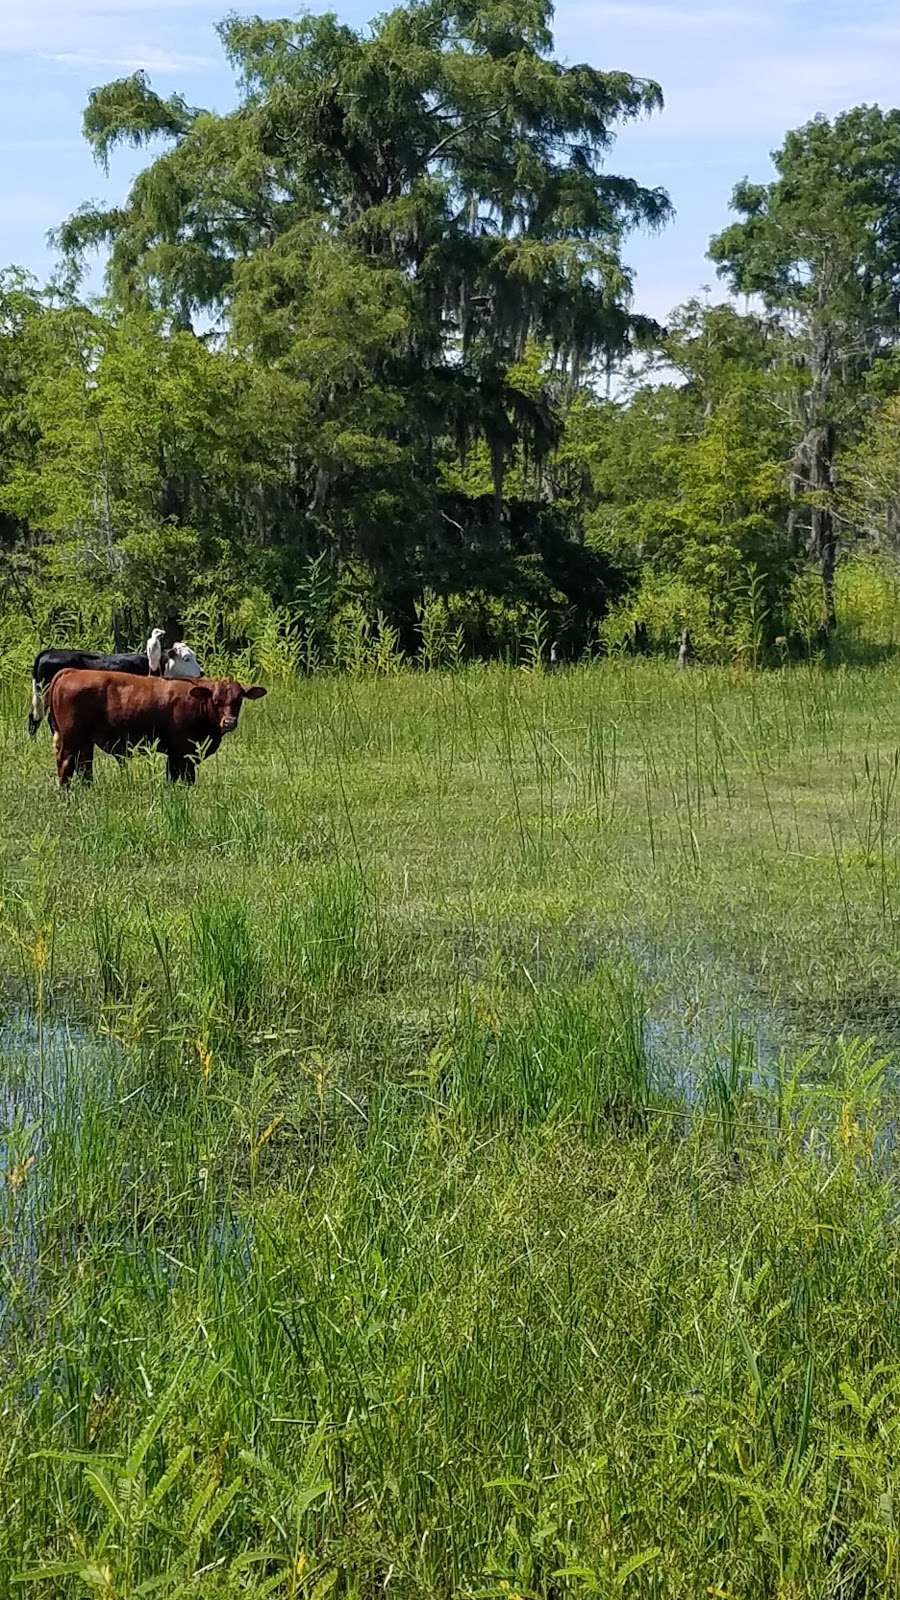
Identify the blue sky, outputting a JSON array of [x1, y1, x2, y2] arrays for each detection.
[[2, 0, 898, 321]]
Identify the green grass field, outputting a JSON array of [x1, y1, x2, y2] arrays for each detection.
[[1, 660, 899, 1597]]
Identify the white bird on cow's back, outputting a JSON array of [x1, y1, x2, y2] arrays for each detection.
[[145, 627, 165, 676], [164, 642, 204, 680]]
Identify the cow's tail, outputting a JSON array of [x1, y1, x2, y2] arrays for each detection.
[[27, 674, 45, 738]]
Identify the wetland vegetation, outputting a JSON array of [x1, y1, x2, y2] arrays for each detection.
[[1, 659, 899, 1596]]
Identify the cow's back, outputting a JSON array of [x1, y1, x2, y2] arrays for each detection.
[[34, 649, 149, 683], [49, 669, 192, 743]]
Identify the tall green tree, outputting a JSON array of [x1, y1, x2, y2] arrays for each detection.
[[56, 1, 670, 620], [558, 301, 794, 653], [0, 272, 46, 620], [710, 107, 900, 630]]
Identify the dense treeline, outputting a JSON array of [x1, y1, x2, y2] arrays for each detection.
[[3, 0, 900, 667]]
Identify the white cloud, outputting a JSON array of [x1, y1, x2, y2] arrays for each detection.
[[835, 21, 900, 43], [570, 18, 899, 151], [4, 0, 217, 23], [0, 0, 287, 57], [46, 46, 216, 73], [647, 49, 899, 142]]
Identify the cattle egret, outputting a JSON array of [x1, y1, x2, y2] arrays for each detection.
[[146, 627, 165, 676]]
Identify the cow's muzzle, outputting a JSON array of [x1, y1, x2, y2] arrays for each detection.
[[220, 717, 238, 733]]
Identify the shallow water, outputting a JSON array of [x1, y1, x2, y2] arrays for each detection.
[[0, 1007, 125, 1252], [0, 1007, 118, 1127], [1, 961, 896, 1153]]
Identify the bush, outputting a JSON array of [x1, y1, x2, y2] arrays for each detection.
[[599, 572, 720, 659], [834, 551, 900, 655]]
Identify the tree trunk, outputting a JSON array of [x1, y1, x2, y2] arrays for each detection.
[[112, 609, 128, 650], [887, 496, 900, 555], [809, 421, 836, 633], [796, 310, 837, 636], [787, 437, 809, 558]]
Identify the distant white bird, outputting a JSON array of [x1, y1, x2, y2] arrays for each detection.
[[677, 628, 696, 670], [146, 627, 165, 676], [163, 641, 204, 680]]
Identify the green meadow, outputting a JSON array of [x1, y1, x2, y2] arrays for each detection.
[[1, 659, 899, 1598]]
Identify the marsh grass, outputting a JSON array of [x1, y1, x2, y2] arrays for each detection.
[[1, 661, 900, 1594], [441, 973, 655, 1131]]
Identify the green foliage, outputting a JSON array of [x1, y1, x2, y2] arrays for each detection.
[[0, 301, 309, 635], [577, 306, 796, 652], [600, 570, 718, 657], [834, 552, 900, 656], [710, 107, 900, 630], [14, 1366, 278, 1597], [787, 567, 824, 649], [81, 69, 198, 174], [415, 589, 465, 671], [710, 108, 900, 333], [840, 393, 900, 555]]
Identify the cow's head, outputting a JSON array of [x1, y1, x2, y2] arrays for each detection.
[[189, 678, 267, 734], [165, 642, 204, 680]]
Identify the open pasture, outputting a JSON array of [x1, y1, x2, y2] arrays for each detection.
[[0, 659, 899, 1597]]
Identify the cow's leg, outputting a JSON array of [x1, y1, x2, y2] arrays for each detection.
[[55, 735, 93, 788], [54, 732, 72, 788], [55, 737, 77, 788], [166, 749, 197, 785]]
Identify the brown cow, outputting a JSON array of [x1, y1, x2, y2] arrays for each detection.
[[48, 670, 267, 787]]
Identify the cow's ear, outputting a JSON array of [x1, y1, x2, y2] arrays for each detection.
[[242, 685, 267, 700], [189, 684, 212, 703]]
